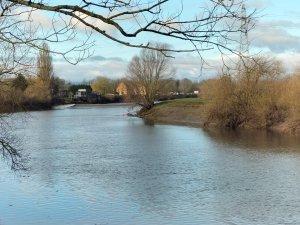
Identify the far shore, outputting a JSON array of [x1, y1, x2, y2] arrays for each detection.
[[138, 98, 300, 136], [71, 102, 134, 107]]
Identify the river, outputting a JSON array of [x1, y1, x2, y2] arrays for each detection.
[[1, 104, 300, 225]]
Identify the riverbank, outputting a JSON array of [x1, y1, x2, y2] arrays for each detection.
[[138, 98, 205, 127], [138, 98, 300, 135]]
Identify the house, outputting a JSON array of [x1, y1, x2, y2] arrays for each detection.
[[116, 80, 148, 96], [116, 81, 128, 96], [75, 89, 87, 98]]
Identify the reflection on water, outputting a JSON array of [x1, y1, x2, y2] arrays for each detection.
[[1, 105, 300, 225], [204, 127, 300, 151]]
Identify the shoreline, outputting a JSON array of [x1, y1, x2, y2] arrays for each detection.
[[138, 98, 204, 127], [138, 99, 300, 136]]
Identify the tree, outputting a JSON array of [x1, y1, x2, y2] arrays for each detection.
[[3, 0, 254, 62], [159, 78, 177, 96], [202, 57, 285, 129], [91, 76, 111, 95], [12, 74, 28, 91], [36, 42, 54, 101], [37, 43, 54, 80], [127, 43, 174, 109], [0, 23, 33, 169], [179, 78, 193, 94], [0, 119, 24, 170]]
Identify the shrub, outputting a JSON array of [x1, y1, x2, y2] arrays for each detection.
[[202, 57, 287, 129]]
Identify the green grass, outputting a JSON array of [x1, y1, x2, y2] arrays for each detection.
[[157, 97, 206, 108]]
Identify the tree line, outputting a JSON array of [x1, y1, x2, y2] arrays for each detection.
[[0, 43, 67, 112]]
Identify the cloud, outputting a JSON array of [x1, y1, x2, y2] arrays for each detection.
[[72, 12, 117, 36], [171, 55, 227, 81], [53, 52, 300, 83], [250, 20, 300, 53], [251, 29, 300, 52], [273, 52, 300, 73], [53, 54, 227, 83], [54, 59, 127, 82], [246, 0, 272, 9], [85, 55, 124, 62]]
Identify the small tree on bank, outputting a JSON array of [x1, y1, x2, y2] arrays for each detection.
[[126, 44, 174, 110]]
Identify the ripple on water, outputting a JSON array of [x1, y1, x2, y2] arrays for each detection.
[[1, 106, 300, 225]]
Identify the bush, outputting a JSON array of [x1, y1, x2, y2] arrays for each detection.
[[202, 57, 287, 129]]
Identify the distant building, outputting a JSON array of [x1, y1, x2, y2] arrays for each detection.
[[116, 81, 147, 96], [116, 82, 128, 96], [75, 89, 87, 98]]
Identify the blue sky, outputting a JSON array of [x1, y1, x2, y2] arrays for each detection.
[[41, 0, 300, 82]]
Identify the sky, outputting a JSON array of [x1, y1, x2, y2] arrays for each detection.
[[39, 0, 300, 83]]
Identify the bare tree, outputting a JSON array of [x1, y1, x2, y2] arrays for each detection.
[[37, 43, 54, 80], [179, 78, 194, 94], [0, 29, 32, 170], [3, 0, 254, 61], [36, 42, 54, 100], [0, 113, 26, 170], [127, 43, 174, 110]]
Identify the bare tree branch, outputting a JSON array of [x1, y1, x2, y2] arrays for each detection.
[[5, 0, 255, 59]]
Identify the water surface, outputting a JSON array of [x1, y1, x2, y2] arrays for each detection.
[[1, 105, 300, 225]]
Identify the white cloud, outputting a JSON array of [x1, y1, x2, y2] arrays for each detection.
[[274, 52, 300, 73], [71, 12, 117, 36], [250, 19, 300, 53], [246, 0, 272, 9], [15, 9, 54, 28], [53, 54, 230, 83], [54, 58, 128, 82], [251, 29, 300, 52]]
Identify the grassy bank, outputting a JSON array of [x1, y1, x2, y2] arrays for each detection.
[[138, 98, 205, 126], [139, 97, 300, 135]]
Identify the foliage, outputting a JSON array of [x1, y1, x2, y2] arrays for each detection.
[[24, 77, 52, 103], [51, 77, 67, 97], [91, 76, 117, 95], [11, 74, 28, 91], [0, 83, 24, 112], [201, 57, 287, 129], [179, 78, 194, 94]]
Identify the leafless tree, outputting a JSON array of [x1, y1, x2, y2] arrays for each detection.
[[36, 42, 54, 100], [0, 27, 32, 170], [3, 0, 254, 62], [37, 43, 54, 79], [127, 43, 174, 109], [0, 114, 25, 170]]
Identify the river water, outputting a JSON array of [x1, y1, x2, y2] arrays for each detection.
[[1, 105, 300, 225]]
